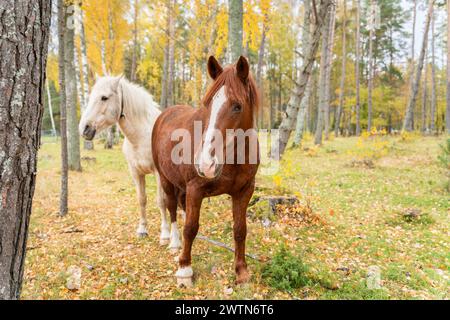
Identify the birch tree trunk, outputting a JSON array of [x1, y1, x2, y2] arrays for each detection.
[[167, 0, 175, 107], [0, 0, 51, 300], [65, 2, 81, 171], [367, 0, 375, 132], [229, 0, 243, 62], [58, 0, 69, 217], [80, 8, 93, 150], [411, 0, 417, 65], [314, 5, 332, 145], [421, 49, 429, 133], [294, 0, 312, 146], [130, 0, 139, 82], [403, 0, 434, 132], [447, 0, 450, 133], [324, 5, 336, 140], [335, 0, 347, 137], [272, 0, 333, 159], [160, 3, 170, 109], [46, 79, 57, 137], [430, 10, 436, 133], [355, 0, 361, 135], [257, 27, 267, 128]]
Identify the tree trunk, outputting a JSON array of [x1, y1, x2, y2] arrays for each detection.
[[421, 50, 428, 132], [167, 0, 175, 107], [46, 79, 57, 137], [403, 0, 434, 132], [58, 0, 69, 217], [324, 4, 336, 140], [79, 8, 93, 150], [314, 5, 332, 145], [367, 0, 375, 132], [229, 0, 243, 62], [257, 27, 267, 128], [430, 10, 437, 133], [355, 0, 361, 136], [104, 127, 115, 149], [130, 0, 139, 82], [335, 0, 347, 137], [0, 0, 51, 300], [272, 0, 334, 159], [160, 25, 169, 109], [65, 2, 81, 171], [447, 0, 450, 133], [294, 0, 312, 146]]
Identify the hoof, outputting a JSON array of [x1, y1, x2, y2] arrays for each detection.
[[236, 270, 251, 285], [177, 276, 193, 288], [176, 266, 194, 288], [137, 232, 148, 238], [159, 238, 170, 246]]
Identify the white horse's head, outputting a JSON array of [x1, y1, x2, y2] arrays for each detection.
[[79, 75, 123, 140]]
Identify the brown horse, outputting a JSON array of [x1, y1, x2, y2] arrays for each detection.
[[152, 56, 260, 286]]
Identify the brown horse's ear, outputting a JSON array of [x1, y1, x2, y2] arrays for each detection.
[[207, 56, 223, 80], [236, 56, 249, 82]]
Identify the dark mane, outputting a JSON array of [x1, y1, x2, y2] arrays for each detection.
[[202, 65, 260, 114]]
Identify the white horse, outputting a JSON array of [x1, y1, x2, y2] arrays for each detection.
[[79, 75, 182, 251]]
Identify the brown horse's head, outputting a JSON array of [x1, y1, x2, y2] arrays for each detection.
[[194, 56, 259, 179]]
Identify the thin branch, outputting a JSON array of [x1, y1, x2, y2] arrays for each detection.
[[197, 234, 262, 261]]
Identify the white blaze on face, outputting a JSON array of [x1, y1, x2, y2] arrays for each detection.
[[198, 86, 227, 177]]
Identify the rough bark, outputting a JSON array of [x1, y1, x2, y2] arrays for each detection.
[[447, 0, 450, 133], [0, 0, 51, 300], [314, 5, 332, 145], [65, 2, 82, 171], [58, 0, 69, 217], [403, 0, 434, 132], [355, 0, 361, 136], [335, 0, 347, 137], [229, 0, 243, 62], [272, 0, 334, 159]]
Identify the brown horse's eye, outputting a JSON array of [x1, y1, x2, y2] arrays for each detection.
[[101, 96, 109, 101], [232, 104, 242, 113]]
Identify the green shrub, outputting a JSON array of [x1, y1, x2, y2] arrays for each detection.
[[262, 246, 311, 291]]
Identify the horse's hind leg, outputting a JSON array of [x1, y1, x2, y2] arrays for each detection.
[[155, 172, 170, 245], [167, 188, 182, 253], [131, 171, 149, 238]]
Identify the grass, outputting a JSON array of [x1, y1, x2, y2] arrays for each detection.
[[22, 134, 449, 300]]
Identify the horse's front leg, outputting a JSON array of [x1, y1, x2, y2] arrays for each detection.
[[176, 186, 203, 287], [231, 181, 255, 284], [132, 172, 149, 238]]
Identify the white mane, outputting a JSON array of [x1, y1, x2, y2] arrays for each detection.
[[119, 78, 161, 124]]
